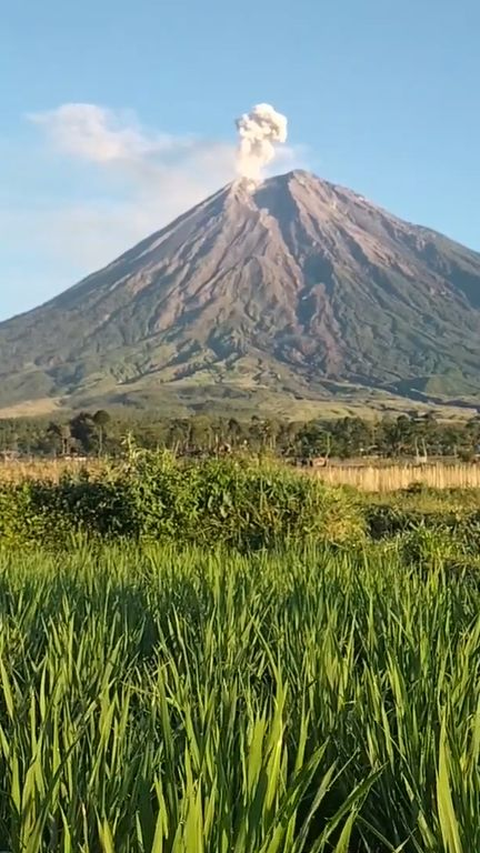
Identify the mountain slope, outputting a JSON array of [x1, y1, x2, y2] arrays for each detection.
[[2, 169, 480, 414]]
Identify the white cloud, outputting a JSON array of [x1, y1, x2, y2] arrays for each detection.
[[28, 103, 180, 163]]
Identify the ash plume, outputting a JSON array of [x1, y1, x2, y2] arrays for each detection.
[[235, 103, 287, 180]]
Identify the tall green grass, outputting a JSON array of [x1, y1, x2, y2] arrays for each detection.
[[0, 542, 478, 851]]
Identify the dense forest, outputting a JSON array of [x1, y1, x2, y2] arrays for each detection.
[[2, 409, 480, 461]]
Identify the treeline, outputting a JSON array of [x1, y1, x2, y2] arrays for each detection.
[[1, 409, 480, 460]]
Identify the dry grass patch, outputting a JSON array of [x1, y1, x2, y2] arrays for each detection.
[[316, 461, 480, 492], [0, 458, 103, 484]]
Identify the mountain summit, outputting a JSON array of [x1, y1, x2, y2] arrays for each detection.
[[2, 169, 480, 414]]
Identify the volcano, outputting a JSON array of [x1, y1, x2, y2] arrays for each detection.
[[2, 169, 480, 415]]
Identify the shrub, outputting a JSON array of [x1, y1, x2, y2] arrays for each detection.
[[0, 451, 365, 550]]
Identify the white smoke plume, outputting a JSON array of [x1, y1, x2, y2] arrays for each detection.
[[235, 103, 288, 180]]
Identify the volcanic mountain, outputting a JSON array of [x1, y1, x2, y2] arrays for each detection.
[[2, 169, 480, 416]]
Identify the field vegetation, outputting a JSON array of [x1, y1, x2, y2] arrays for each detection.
[[1, 450, 480, 850]]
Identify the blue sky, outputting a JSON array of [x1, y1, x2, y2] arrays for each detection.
[[2, 0, 479, 320]]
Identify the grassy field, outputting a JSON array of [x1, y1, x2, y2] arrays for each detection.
[[1, 453, 480, 850], [1, 389, 477, 421], [0, 541, 479, 851]]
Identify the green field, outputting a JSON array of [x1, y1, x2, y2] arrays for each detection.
[[1, 454, 480, 851]]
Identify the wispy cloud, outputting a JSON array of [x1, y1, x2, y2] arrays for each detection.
[[28, 103, 182, 163]]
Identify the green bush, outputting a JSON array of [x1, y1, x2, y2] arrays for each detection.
[[0, 452, 365, 550]]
